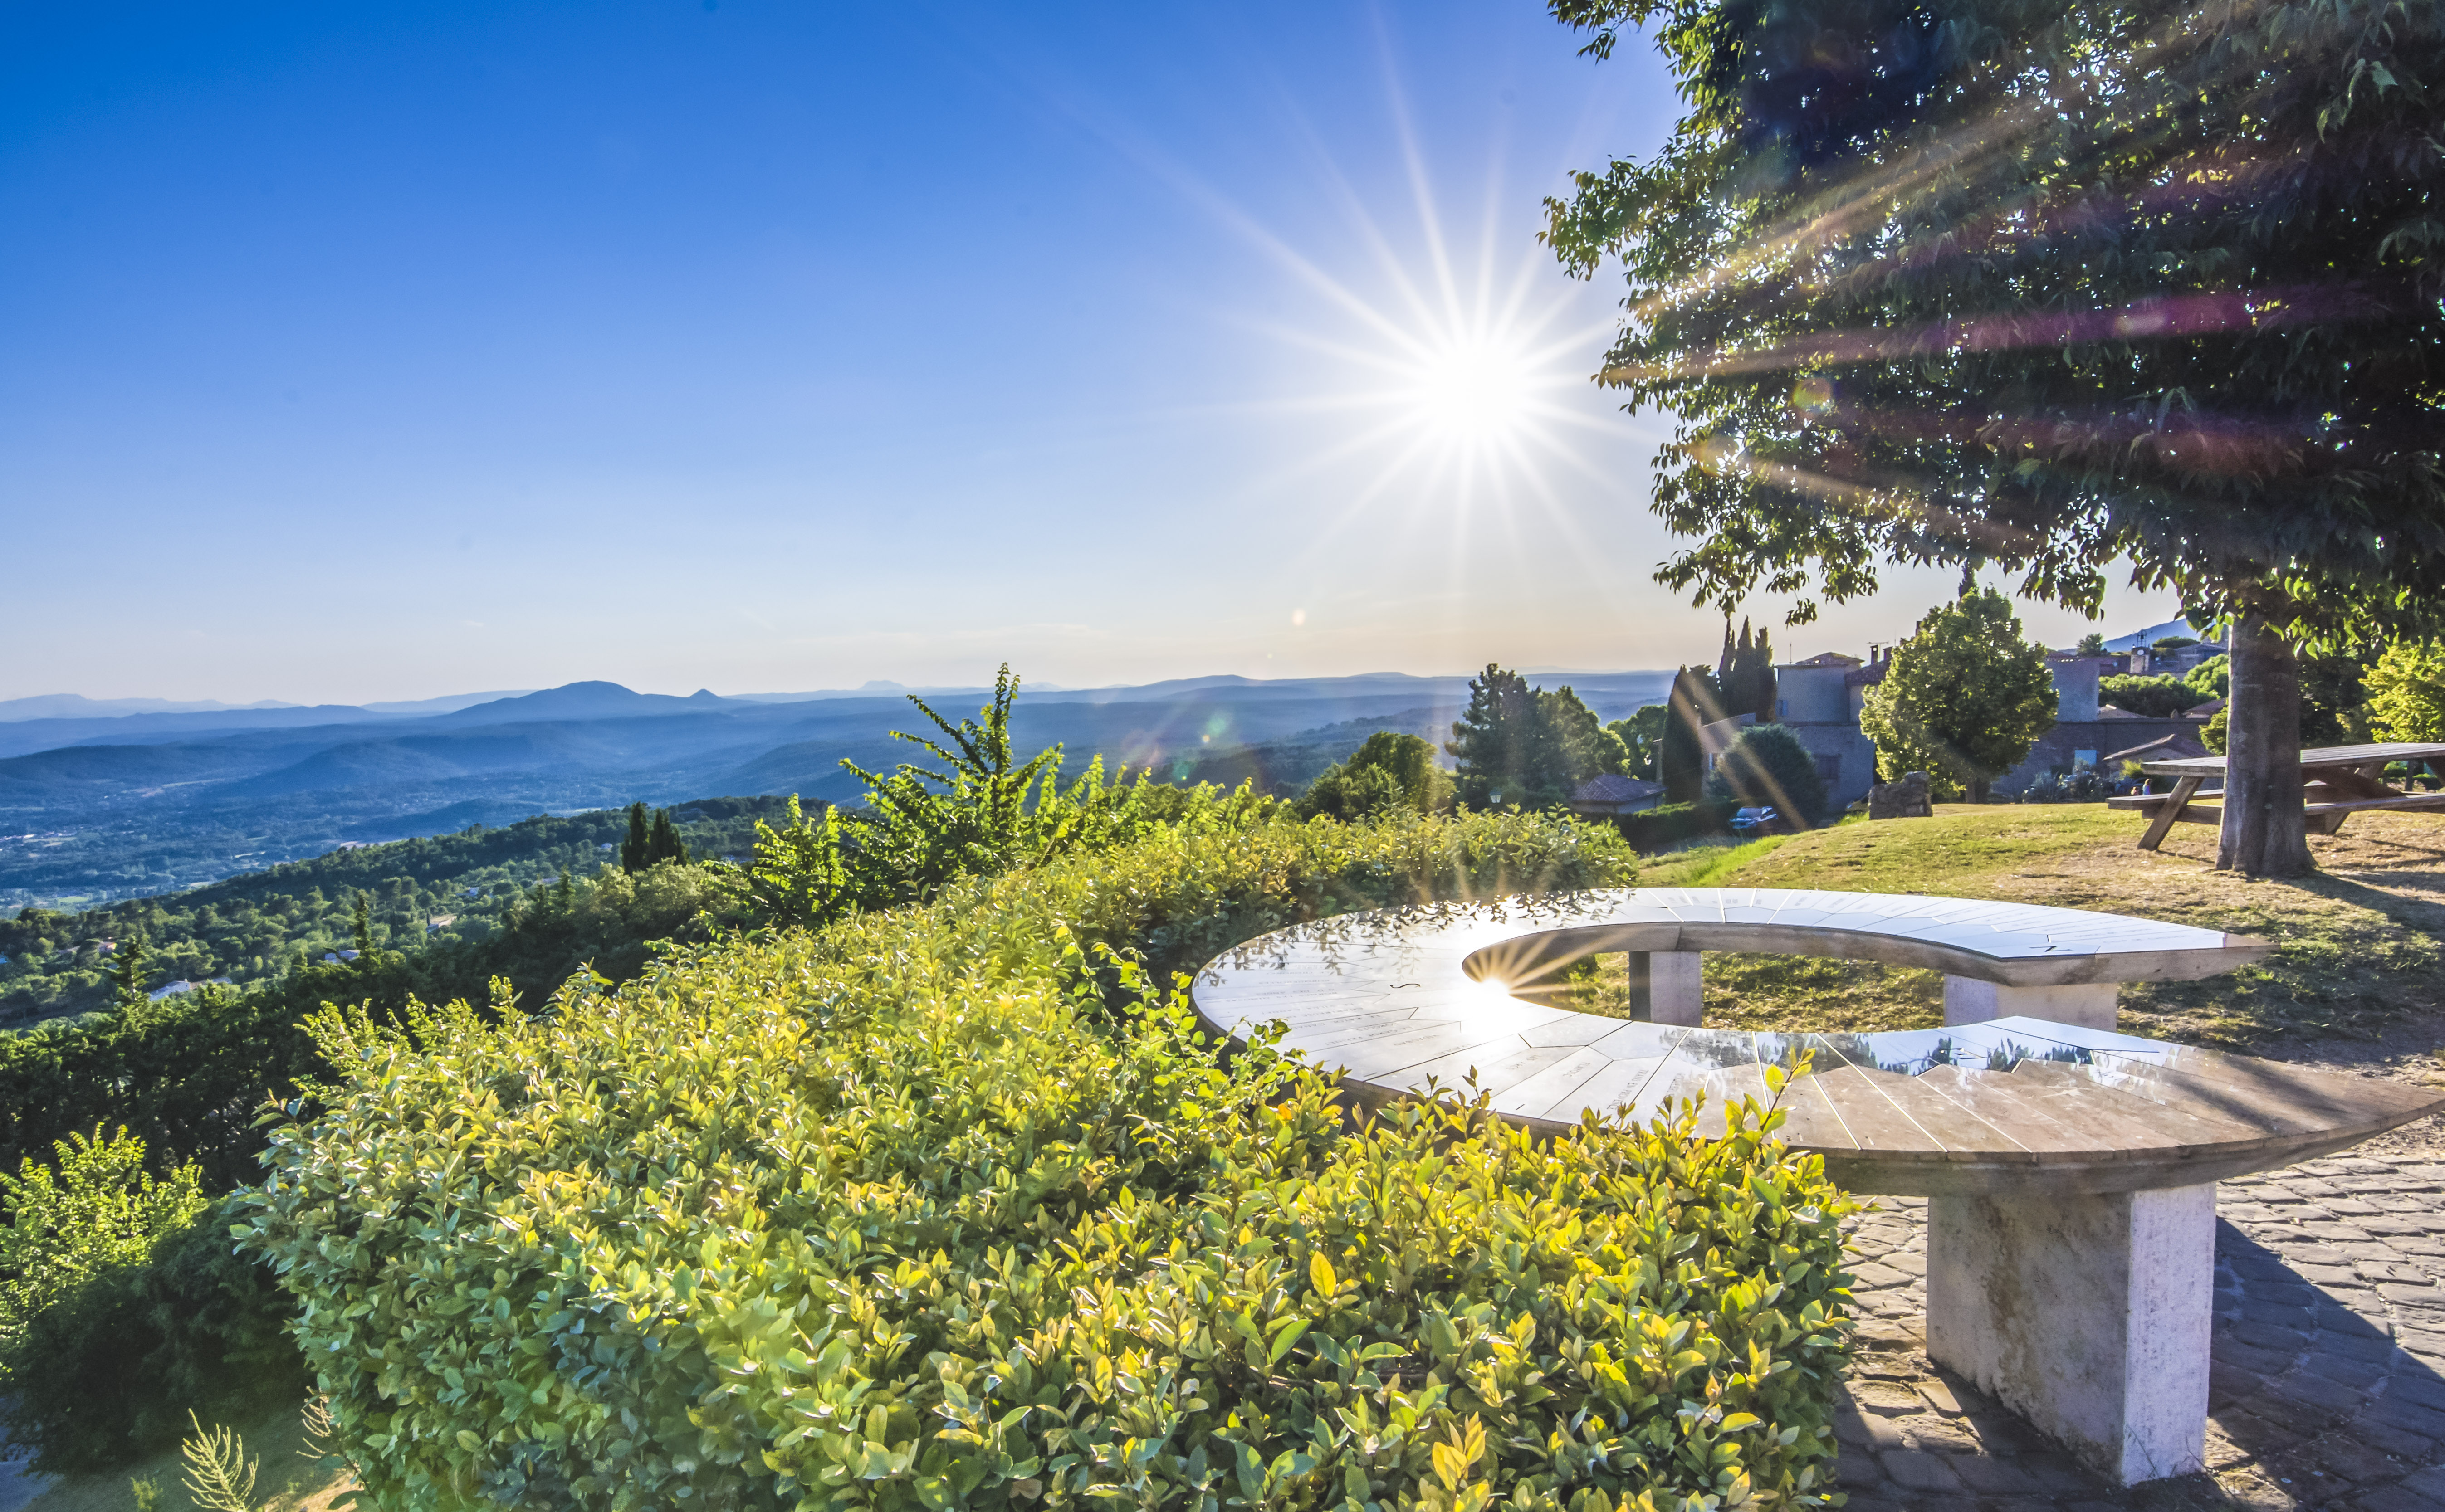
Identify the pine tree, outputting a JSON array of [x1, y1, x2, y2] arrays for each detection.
[[351, 892, 375, 962], [621, 802, 650, 873], [1446, 666, 1541, 808]]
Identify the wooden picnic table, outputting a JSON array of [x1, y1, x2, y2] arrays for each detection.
[[2107, 741, 2445, 849]]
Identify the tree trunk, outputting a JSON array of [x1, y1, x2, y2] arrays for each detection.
[[2217, 614, 2313, 877]]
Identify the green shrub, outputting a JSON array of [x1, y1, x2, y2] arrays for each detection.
[[1296, 733, 1453, 822], [0, 1128, 304, 1474], [2096, 674, 2210, 719], [244, 811, 1857, 1512], [1704, 726, 1830, 827], [0, 1127, 206, 1333], [1611, 800, 1738, 854], [0, 1192, 308, 1474]]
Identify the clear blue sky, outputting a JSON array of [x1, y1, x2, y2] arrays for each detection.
[[1, 1, 2178, 704]]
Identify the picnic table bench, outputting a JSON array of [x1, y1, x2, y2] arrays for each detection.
[[2107, 741, 2445, 849], [1193, 888, 2443, 1487]]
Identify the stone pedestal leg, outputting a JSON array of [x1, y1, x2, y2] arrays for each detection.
[[1627, 951, 1703, 1025], [1926, 1183, 2215, 1486], [1943, 976, 2120, 1030]]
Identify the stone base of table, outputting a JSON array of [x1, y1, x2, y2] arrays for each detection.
[[1625, 951, 1702, 1025], [1943, 976, 2119, 1030], [1926, 1182, 2214, 1486]]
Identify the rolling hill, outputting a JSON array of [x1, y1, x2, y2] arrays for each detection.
[[0, 669, 1673, 910]]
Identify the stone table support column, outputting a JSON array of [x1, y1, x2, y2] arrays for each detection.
[[1942, 976, 2119, 1030], [1925, 1182, 2215, 1486], [1626, 951, 1703, 1025]]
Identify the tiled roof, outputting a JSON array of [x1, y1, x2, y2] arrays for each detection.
[[1573, 773, 1665, 804]]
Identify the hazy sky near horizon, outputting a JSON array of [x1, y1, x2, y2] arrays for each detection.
[[4, 1, 2182, 705]]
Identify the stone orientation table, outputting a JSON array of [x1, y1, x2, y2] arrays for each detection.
[[1189, 889, 2445, 1488]]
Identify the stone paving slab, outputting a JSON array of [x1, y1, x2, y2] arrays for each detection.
[[1834, 1156, 2445, 1510]]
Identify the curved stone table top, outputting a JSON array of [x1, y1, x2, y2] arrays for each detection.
[[1189, 889, 2437, 1198]]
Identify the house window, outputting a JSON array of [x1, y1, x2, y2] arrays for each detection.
[[1815, 753, 1842, 787], [1777, 699, 1787, 717]]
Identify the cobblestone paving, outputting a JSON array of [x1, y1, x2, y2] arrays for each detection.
[[1833, 1156, 2445, 1511]]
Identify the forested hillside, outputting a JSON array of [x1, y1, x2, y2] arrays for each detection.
[[0, 672, 1672, 912], [0, 796, 792, 1022]]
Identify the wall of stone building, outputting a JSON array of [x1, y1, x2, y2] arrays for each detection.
[[1994, 717, 2210, 794], [1779, 722, 1883, 809], [1776, 664, 1855, 723], [2049, 657, 2106, 721]]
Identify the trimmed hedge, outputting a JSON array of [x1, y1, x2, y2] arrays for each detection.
[[1613, 800, 1739, 854], [244, 810, 1857, 1511]]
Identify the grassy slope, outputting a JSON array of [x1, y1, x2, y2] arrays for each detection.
[[1583, 805, 2445, 1047]]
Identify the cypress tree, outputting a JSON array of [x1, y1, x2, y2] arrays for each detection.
[[621, 802, 650, 873], [647, 810, 689, 868], [111, 931, 150, 1010], [1659, 666, 1721, 804]]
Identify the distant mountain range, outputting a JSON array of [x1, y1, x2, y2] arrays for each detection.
[[0, 670, 1676, 910]]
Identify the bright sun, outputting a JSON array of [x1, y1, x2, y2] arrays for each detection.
[[1408, 336, 1535, 444]]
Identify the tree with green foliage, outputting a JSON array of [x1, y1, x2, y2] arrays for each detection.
[[1858, 591, 2059, 801], [645, 809, 688, 868], [0, 1128, 204, 1355], [1297, 732, 1453, 822], [110, 932, 149, 1010], [1446, 666, 1540, 810], [620, 802, 651, 873], [1717, 619, 1777, 723], [2075, 633, 2109, 657], [1608, 705, 1667, 781], [2367, 642, 2445, 743], [1706, 723, 1830, 825], [1544, 0, 2445, 874], [1445, 666, 1619, 810], [1658, 666, 1722, 804], [2185, 655, 2231, 701]]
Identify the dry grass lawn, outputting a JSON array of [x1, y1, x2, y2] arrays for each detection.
[[1568, 804, 2445, 1050]]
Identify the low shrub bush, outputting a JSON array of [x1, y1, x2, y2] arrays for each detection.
[[0, 1191, 309, 1473], [1612, 800, 1738, 854], [0, 1129, 307, 1474], [2015, 770, 2108, 804], [2096, 674, 2210, 719], [245, 810, 1856, 1512]]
